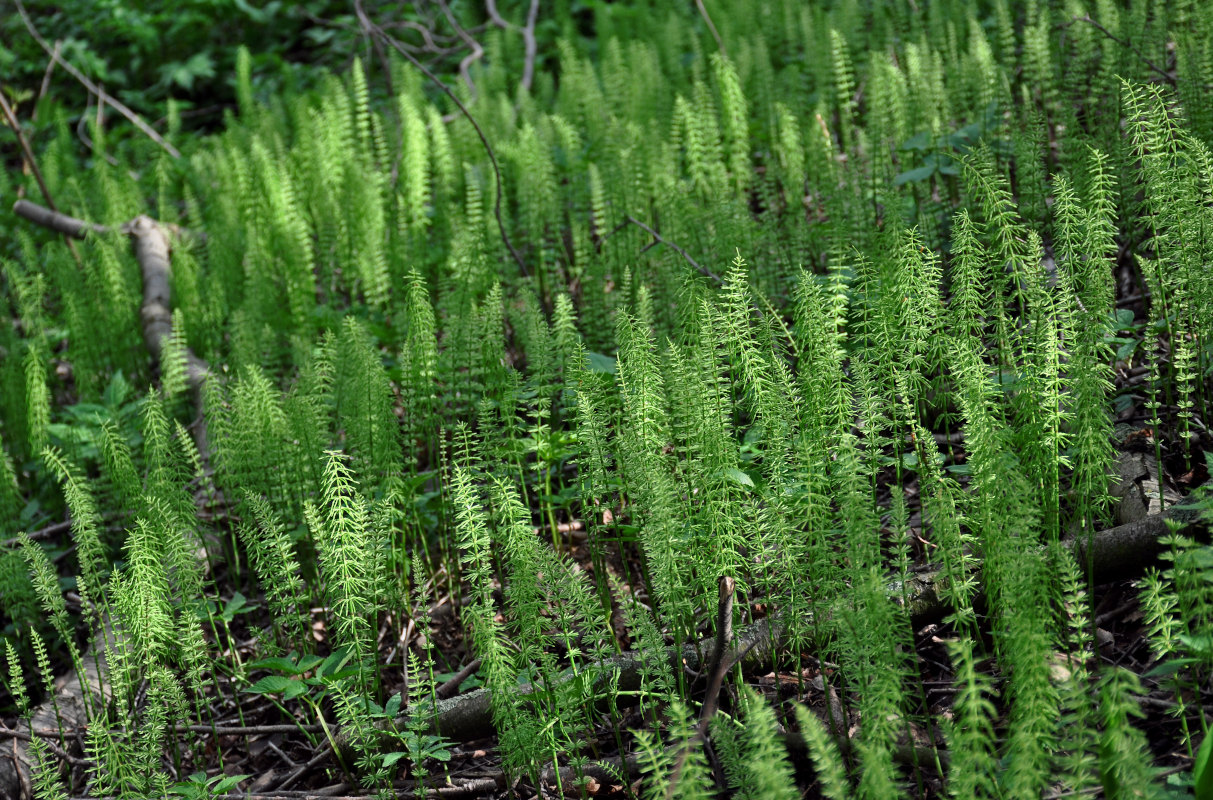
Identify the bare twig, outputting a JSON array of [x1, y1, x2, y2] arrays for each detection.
[[0, 726, 92, 769], [0, 519, 73, 550], [436, 658, 483, 699], [276, 740, 334, 792], [665, 576, 736, 798], [0, 92, 84, 264], [1068, 15, 1175, 84], [0, 96, 55, 217], [352, 0, 396, 102], [12, 199, 109, 239], [182, 724, 325, 736], [34, 40, 62, 114], [395, 19, 459, 53], [695, 0, 727, 57], [435, 0, 485, 104], [624, 215, 723, 284], [75, 98, 124, 167], [697, 576, 737, 732], [360, 8, 530, 278], [13, 0, 181, 159], [485, 0, 540, 94]]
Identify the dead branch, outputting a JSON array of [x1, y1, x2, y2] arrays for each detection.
[[332, 503, 1204, 766], [359, 8, 529, 278], [697, 575, 737, 732], [352, 1, 396, 102], [695, 0, 727, 57], [11, 199, 109, 239], [1066, 15, 1175, 85], [435, 0, 485, 104], [484, 0, 540, 94], [13, 0, 181, 159], [435, 657, 483, 699], [0, 726, 91, 769], [624, 215, 723, 284], [0, 519, 73, 550], [3, 202, 214, 800]]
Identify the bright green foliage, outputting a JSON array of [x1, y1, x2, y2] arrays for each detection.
[[795, 704, 851, 800], [5, 0, 1213, 795], [1098, 668, 1162, 800], [635, 701, 714, 800], [944, 637, 999, 799], [712, 688, 798, 800], [307, 451, 378, 685]]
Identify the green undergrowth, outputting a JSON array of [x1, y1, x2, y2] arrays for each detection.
[[3, 0, 1213, 797]]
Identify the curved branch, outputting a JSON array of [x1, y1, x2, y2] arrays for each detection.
[[360, 7, 530, 278], [13, 0, 181, 159], [485, 0, 540, 94], [436, 0, 485, 104]]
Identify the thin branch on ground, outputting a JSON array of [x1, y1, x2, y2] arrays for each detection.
[[436, 658, 483, 698], [183, 724, 326, 736], [0, 92, 84, 264], [276, 741, 334, 792], [14, 0, 181, 159], [0, 726, 92, 769], [485, 0, 540, 94], [624, 215, 723, 284], [359, 7, 530, 278]]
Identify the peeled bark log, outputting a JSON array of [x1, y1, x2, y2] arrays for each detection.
[[3, 202, 213, 800]]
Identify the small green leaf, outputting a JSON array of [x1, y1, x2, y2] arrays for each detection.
[[899, 131, 932, 151], [382, 751, 407, 768], [724, 467, 755, 489], [246, 656, 305, 674], [1143, 657, 1198, 678], [584, 351, 617, 374], [1193, 730, 1213, 800], [316, 647, 354, 678], [211, 774, 250, 793], [1178, 634, 1213, 658], [894, 165, 937, 185], [385, 692, 402, 717], [246, 675, 304, 696], [296, 654, 324, 673]]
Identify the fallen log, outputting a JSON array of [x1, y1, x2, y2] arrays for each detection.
[[2, 201, 213, 800], [334, 501, 1207, 764]]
